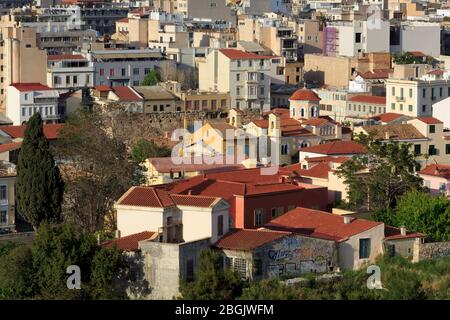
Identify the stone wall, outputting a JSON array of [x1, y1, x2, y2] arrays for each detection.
[[416, 240, 450, 261]]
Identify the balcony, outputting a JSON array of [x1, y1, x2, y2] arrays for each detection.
[[395, 96, 405, 102]]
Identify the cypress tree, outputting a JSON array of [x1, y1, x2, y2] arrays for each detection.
[[16, 114, 64, 228]]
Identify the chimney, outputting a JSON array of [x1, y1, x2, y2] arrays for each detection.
[[400, 226, 407, 236], [188, 189, 193, 195], [115, 230, 121, 239], [343, 216, 352, 224]]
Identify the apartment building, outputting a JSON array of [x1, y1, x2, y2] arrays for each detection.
[[355, 116, 450, 168], [161, 81, 230, 111], [85, 48, 175, 87], [290, 19, 323, 56], [0, 25, 47, 111], [322, 20, 390, 57], [47, 54, 94, 90], [6, 83, 60, 125], [390, 22, 441, 57], [199, 49, 272, 111], [386, 69, 450, 117]]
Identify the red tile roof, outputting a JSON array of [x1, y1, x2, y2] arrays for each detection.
[[299, 140, 367, 155], [149, 156, 245, 173], [10, 83, 52, 92], [384, 226, 425, 240], [47, 54, 86, 61], [282, 162, 330, 179], [117, 186, 222, 208], [219, 49, 273, 60], [102, 231, 156, 252], [410, 51, 426, 57], [419, 164, 450, 179], [0, 141, 22, 153], [416, 117, 443, 124], [0, 124, 63, 140], [289, 89, 321, 101], [370, 112, 404, 123], [170, 194, 220, 208], [349, 95, 386, 105], [117, 17, 129, 23], [117, 186, 175, 208], [214, 229, 291, 250], [301, 117, 331, 126], [265, 207, 383, 242], [427, 69, 444, 76], [112, 86, 142, 101], [304, 156, 350, 163], [250, 118, 315, 137], [95, 85, 112, 92], [357, 69, 391, 79]]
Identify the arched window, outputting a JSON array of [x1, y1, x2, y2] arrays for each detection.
[[301, 108, 305, 117], [271, 121, 274, 130], [292, 108, 296, 117], [311, 107, 316, 118]]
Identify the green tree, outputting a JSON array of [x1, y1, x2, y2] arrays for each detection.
[[336, 133, 423, 211], [180, 249, 243, 300], [131, 138, 171, 163], [141, 69, 161, 86], [16, 113, 64, 228], [394, 191, 450, 241], [56, 109, 141, 233], [31, 223, 125, 299], [0, 245, 33, 299]]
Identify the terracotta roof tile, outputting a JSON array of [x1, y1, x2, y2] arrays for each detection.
[[171, 194, 220, 208], [0, 141, 22, 153], [370, 112, 404, 123], [10, 83, 52, 92], [101, 231, 155, 251], [384, 226, 425, 240], [149, 155, 244, 173], [419, 163, 450, 179], [349, 95, 386, 105], [214, 229, 291, 250], [219, 49, 274, 60], [265, 207, 383, 242], [112, 86, 142, 101], [416, 117, 443, 124], [289, 89, 321, 101], [362, 124, 425, 140], [299, 140, 367, 155], [117, 186, 175, 208], [0, 124, 63, 140]]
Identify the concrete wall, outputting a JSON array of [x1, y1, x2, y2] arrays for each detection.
[[139, 238, 210, 299]]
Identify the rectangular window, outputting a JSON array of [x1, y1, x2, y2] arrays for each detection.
[[110, 69, 114, 76], [429, 145, 436, 155], [99, 68, 104, 76], [217, 215, 223, 236], [409, 88, 413, 98], [0, 185, 7, 200], [446, 144, 450, 154], [359, 238, 371, 259], [391, 103, 395, 110], [422, 88, 426, 98], [133, 68, 139, 75], [408, 105, 413, 112], [355, 32, 361, 43], [236, 73, 240, 81], [391, 87, 395, 96], [430, 125, 436, 134], [414, 144, 421, 155], [22, 108, 26, 117], [0, 210, 6, 224], [121, 68, 126, 76], [233, 258, 247, 278], [254, 209, 264, 226]]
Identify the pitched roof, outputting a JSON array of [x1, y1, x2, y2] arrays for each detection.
[[427, 69, 444, 76], [101, 231, 156, 252], [416, 117, 443, 124], [289, 89, 321, 101], [250, 118, 315, 137], [362, 123, 425, 140], [357, 69, 391, 79], [370, 112, 405, 123], [47, 54, 86, 61], [10, 83, 52, 92], [265, 207, 383, 242], [117, 186, 223, 208], [219, 49, 273, 60], [95, 85, 112, 92], [170, 194, 221, 208], [384, 226, 425, 240], [299, 140, 367, 155], [0, 141, 22, 153], [419, 163, 450, 179], [112, 86, 142, 101], [148, 155, 245, 173], [0, 124, 63, 140], [349, 95, 386, 105], [214, 229, 291, 250], [117, 186, 175, 208]]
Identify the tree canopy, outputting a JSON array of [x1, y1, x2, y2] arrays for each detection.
[[0, 223, 126, 300], [179, 249, 243, 300], [336, 132, 423, 212], [16, 113, 64, 228], [131, 138, 171, 163], [141, 69, 161, 86], [55, 109, 142, 234]]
